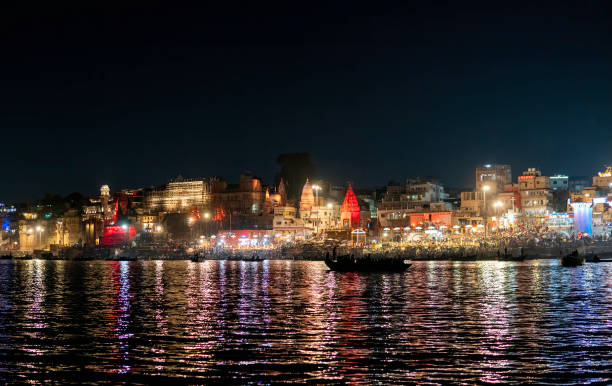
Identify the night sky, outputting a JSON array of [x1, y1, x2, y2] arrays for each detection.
[[2, 2, 611, 203]]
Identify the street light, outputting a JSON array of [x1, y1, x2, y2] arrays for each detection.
[[482, 185, 490, 238], [493, 201, 503, 229], [312, 185, 321, 235], [35, 226, 44, 247], [122, 224, 128, 245]]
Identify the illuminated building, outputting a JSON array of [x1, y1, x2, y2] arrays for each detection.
[[378, 179, 451, 229], [544, 213, 573, 232], [297, 179, 340, 233], [518, 168, 550, 190], [497, 187, 521, 212], [475, 164, 512, 194], [570, 202, 593, 236], [379, 209, 452, 229], [518, 168, 552, 220], [299, 202, 339, 233], [550, 174, 569, 190], [299, 178, 314, 212], [405, 177, 449, 203], [340, 184, 360, 228], [211, 171, 265, 216], [592, 165, 612, 189], [54, 209, 81, 246], [459, 191, 485, 216], [100, 197, 136, 246], [273, 206, 313, 239], [145, 176, 215, 213], [380, 178, 448, 210], [100, 184, 111, 220], [216, 229, 273, 247], [81, 185, 116, 246]]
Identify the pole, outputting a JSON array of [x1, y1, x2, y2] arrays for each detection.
[[483, 189, 487, 239], [315, 188, 319, 235]]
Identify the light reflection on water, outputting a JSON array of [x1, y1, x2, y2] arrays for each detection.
[[1, 259, 612, 383]]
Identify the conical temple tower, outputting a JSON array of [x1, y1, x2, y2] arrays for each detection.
[[299, 178, 314, 212], [340, 183, 360, 228], [278, 178, 287, 206]]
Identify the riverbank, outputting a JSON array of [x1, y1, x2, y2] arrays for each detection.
[[4, 242, 611, 262]]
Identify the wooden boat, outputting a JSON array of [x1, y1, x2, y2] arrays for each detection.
[[191, 253, 207, 262], [324, 253, 411, 272], [561, 250, 584, 267], [497, 254, 526, 262]]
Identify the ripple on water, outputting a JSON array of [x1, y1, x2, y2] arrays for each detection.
[[1, 259, 612, 384]]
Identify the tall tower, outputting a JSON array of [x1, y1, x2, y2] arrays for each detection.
[[299, 178, 314, 212], [100, 185, 111, 221], [475, 164, 512, 194], [278, 178, 288, 206], [340, 183, 360, 228]]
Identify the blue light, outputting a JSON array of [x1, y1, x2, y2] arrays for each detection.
[[570, 202, 593, 236]]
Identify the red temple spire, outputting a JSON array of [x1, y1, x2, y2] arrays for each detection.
[[341, 183, 360, 228]]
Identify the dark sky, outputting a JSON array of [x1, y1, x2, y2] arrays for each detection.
[[2, 1, 611, 203]]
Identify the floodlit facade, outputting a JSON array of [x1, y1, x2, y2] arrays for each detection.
[[273, 206, 313, 239], [593, 166, 612, 189], [146, 176, 215, 213], [518, 168, 552, 219], [550, 174, 569, 190], [340, 184, 361, 228], [475, 164, 512, 194]]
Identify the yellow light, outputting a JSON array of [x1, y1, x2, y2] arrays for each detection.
[[483, 185, 490, 191]]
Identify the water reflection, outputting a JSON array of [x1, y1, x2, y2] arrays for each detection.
[[1, 260, 612, 383]]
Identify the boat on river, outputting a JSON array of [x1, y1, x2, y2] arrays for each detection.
[[561, 250, 584, 267], [324, 250, 411, 272]]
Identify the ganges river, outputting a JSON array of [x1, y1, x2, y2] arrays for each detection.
[[1, 259, 612, 384]]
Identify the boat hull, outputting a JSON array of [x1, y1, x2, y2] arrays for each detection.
[[324, 256, 411, 272]]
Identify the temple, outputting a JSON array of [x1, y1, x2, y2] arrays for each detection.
[[100, 192, 136, 246], [299, 179, 314, 212], [340, 183, 360, 228]]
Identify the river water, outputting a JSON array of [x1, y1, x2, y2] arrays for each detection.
[[1, 259, 612, 384]]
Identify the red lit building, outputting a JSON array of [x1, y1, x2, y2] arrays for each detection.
[[340, 184, 361, 228]]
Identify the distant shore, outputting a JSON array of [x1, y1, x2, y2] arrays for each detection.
[[3, 242, 612, 262]]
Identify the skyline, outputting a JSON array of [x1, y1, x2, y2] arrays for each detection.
[[2, 2, 612, 202], [1, 158, 604, 205]]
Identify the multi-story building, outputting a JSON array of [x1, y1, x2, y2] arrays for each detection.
[[475, 164, 512, 194], [550, 174, 569, 190], [146, 176, 215, 213], [377, 178, 450, 229], [518, 168, 550, 190], [405, 178, 449, 203], [212, 172, 265, 216], [518, 168, 552, 219], [459, 191, 484, 215], [273, 206, 313, 239], [379, 179, 449, 212], [569, 176, 591, 192], [592, 166, 612, 190]]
